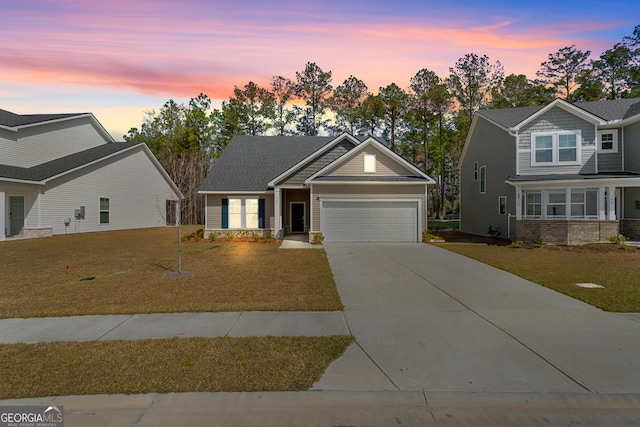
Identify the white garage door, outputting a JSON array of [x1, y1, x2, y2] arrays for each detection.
[[322, 201, 418, 242]]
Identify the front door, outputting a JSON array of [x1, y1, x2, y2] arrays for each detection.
[[291, 202, 305, 233], [9, 196, 25, 236]]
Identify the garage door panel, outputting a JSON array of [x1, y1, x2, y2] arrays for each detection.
[[322, 201, 418, 243]]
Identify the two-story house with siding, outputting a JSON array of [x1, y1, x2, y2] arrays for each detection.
[[460, 98, 640, 245], [0, 108, 182, 241]]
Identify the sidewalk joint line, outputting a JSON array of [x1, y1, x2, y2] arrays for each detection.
[[354, 339, 401, 391], [96, 314, 135, 341], [225, 312, 243, 337]]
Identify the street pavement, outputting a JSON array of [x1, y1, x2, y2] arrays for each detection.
[[2, 242, 640, 426]]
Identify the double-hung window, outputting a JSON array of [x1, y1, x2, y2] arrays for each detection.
[[100, 198, 110, 224], [223, 198, 265, 229], [479, 165, 486, 194], [597, 129, 618, 153], [525, 192, 541, 218], [547, 192, 566, 217], [531, 131, 580, 165]]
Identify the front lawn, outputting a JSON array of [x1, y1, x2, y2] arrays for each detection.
[[0, 336, 353, 399], [0, 227, 343, 318], [442, 243, 640, 312]]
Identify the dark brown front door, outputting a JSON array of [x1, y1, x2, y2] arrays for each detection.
[[291, 203, 305, 232]]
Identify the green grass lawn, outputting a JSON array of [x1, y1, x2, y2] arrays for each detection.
[[0, 227, 342, 318], [442, 243, 640, 312], [428, 220, 460, 230]]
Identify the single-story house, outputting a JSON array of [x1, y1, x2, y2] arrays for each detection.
[[199, 133, 435, 242], [0, 108, 182, 240]]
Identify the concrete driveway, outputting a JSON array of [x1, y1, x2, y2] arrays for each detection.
[[313, 243, 640, 394]]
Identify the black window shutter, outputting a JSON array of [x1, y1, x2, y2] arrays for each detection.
[[221, 199, 228, 229], [258, 199, 265, 229]]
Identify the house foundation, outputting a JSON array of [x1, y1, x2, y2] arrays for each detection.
[[516, 220, 618, 245]]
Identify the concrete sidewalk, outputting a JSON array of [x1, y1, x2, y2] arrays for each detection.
[[0, 311, 348, 344]]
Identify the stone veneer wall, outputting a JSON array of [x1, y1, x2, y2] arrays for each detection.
[[621, 220, 640, 240], [23, 227, 53, 239], [516, 220, 618, 245]]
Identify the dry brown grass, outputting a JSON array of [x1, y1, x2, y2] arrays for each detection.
[[0, 227, 342, 318], [0, 336, 353, 399], [442, 243, 640, 312]]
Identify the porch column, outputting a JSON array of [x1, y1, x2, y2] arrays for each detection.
[[598, 187, 607, 220], [515, 187, 522, 219], [608, 185, 617, 220], [274, 188, 282, 238], [0, 185, 5, 241]]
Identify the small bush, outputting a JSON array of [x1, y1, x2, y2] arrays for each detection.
[[422, 229, 444, 243], [222, 230, 234, 240], [511, 240, 523, 248], [487, 225, 501, 237], [208, 231, 220, 242], [182, 228, 204, 242], [250, 231, 261, 242], [312, 233, 325, 245], [608, 235, 627, 244], [532, 239, 543, 248]]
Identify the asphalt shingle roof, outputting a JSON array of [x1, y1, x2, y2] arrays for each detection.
[[0, 108, 86, 127], [199, 136, 337, 192], [0, 142, 141, 182], [476, 98, 640, 129]]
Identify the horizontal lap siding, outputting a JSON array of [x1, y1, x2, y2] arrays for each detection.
[[625, 122, 640, 173], [279, 140, 352, 186], [311, 184, 426, 231], [461, 117, 516, 236], [519, 107, 596, 175], [206, 194, 274, 229], [2, 118, 108, 168], [41, 148, 179, 235]]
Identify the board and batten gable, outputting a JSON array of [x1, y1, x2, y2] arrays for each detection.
[[518, 106, 596, 175], [276, 138, 353, 186], [38, 146, 180, 235], [460, 114, 516, 236], [0, 117, 111, 168], [325, 144, 416, 177], [624, 120, 640, 173]]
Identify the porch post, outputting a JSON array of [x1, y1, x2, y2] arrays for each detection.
[[515, 187, 522, 219], [608, 185, 617, 220], [598, 187, 607, 220], [274, 187, 282, 238], [0, 185, 5, 241]]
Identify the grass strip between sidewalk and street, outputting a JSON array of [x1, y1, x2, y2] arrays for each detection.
[[442, 243, 640, 312], [0, 335, 353, 399]]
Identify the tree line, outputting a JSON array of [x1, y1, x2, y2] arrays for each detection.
[[125, 25, 640, 224]]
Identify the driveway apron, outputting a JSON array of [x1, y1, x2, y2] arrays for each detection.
[[313, 243, 640, 394]]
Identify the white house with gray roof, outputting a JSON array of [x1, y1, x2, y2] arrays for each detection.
[[460, 97, 640, 244], [199, 133, 435, 242], [0, 108, 182, 240]]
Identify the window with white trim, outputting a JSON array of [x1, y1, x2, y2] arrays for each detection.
[[228, 199, 242, 228], [227, 198, 261, 229], [597, 129, 618, 153], [479, 165, 486, 194], [364, 154, 376, 173], [498, 196, 507, 215], [100, 198, 110, 224], [571, 188, 599, 219], [547, 191, 566, 217], [245, 198, 259, 228], [473, 161, 478, 180], [531, 131, 580, 165], [526, 192, 541, 218]]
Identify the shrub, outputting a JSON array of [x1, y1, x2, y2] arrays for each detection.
[[532, 239, 543, 248], [511, 240, 523, 248], [422, 229, 444, 243], [487, 225, 501, 237], [208, 231, 220, 242], [182, 228, 204, 242], [312, 232, 325, 245], [222, 230, 234, 240]]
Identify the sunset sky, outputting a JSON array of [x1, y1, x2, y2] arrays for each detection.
[[1, 0, 637, 139]]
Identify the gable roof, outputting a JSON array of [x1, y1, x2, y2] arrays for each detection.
[[199, 136, 335, 192], [306, 137, 435, 184], [475, 98, 640, 130], [0, 142, 143, 183]]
